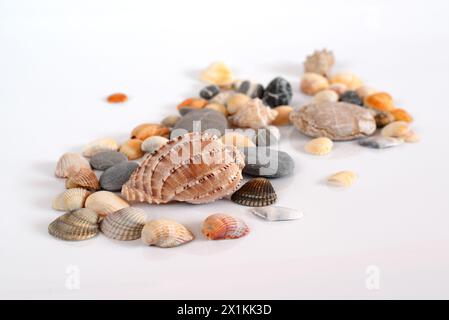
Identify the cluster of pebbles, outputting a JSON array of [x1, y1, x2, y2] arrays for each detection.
[[48, 50, 417, 247]]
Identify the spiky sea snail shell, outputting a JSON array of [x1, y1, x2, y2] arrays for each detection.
[[201, 214, 249, 240]]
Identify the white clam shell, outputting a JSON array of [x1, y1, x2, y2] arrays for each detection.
[[82, 138, 119, 157], [251, 206, 304, 221]]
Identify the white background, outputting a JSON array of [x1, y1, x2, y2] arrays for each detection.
[[1, 0, 449, 299]]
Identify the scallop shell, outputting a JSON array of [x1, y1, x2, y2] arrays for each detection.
[[100, 207, 146, 241], [304, 49, 335, 77], [327, 171, 357, 188], [85, 191, 130, 217], [229, 98, 278, 129], [231, 177, 277, 207], [304, 137, 333, 155], [82, 138, 119, 157], [130, 123, 170, 140], [65, 168, 100, 190], [55, 153, 90, 178], [52, 188, 92, 211], [251, 206, 303, 221], [48, 208, 99, 241], [122, 132, 245, 204], [202, 214, 249, 240], [141, 136, 169, 154], [141, 219, 194, 248]]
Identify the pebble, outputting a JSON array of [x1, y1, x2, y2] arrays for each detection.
[[107, 93, 128, 103], [200, 62, 234, 86], [358, 136, 404, 149], [120, 139, 144, 160], [330, 73, 362, 90], [161, 115, 181, 128], [364, 92, 395, 112], [300, 73, 329, 95], [226, 93, 251, 115], [340, 90, 363, 106], [381, 121, 410, 138], [241, 147, 294, 178], [263, 77, 292, 108], [141, 136, 169, 154], [272, 105, 293, 126], [375, 112, 395, 128], [204, 103, 228, 116], [177, 98, 207, 111], [90, 151, 128, 171], [234, 80, 264, 98], [314, 89, 339, 103], [171, 109, 228, 138], [391, 108, 413, 123], [100, 162, 139, 192], [199, 85, 220, 100], [329, 83, 348, 97], [253, 126, 280, 147], [356, 86, 378, 99], [327, 171, 357, 188], [304, 137, 333, 155]]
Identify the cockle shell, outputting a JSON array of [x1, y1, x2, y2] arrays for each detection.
[[202, 214, 250, 240], [85, 191, 130, 217], [65, 168, 100, 190], [231, 177, 277, 207], [304, 137, 333, 155], [100, 207, 146, 241], [141, 219, 194, 248], [358, 136, 404, 149], [55, 153, 90, 178], [130, 123, 170, 140], [52, 188, 92, 211], [229, 98, 278, 129], [82, 138, 119, 157], [141, 136, 169, 154], [48, 208, 99, 241], [122, 132, 245, 204], [327, 171, 357, 188], [251, 206, 304, 221], [304, 49, 335, 77]]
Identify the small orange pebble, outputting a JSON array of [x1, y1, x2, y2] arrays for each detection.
[[364, 92, 395, 112], [176, 98, 208, 110], [119, 139, 144, 160], [391, 108, 413, 123], [107, 93, 128, 103], [131, 123, 170, 140]]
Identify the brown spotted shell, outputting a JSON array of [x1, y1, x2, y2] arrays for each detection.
[[231, 177, 277, 207], [55, 153, 91, 178], [122, 132, 245, 204], [202, 214, 249, 240], [100, 207, 146, 241], [48, 208, 99, 241], [65, 168, 100, 190]]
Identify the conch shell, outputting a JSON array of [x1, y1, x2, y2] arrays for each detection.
[[122, 132, 244, 204], [229, 98, 278, 129]]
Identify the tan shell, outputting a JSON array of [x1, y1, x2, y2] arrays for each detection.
[[304, 137, 333, 155], [231, 178, 277, 207], [300, 73, 329, 95], [82, 138, 119, 157], [327, 171, 357, 188], [52, 188, 91, 211], [356, 86, 378, 99], [131, 123, 170, 140], [205, 103, 228, 116], [304, 49, 335, 77], [141, 219, 194, 248], [161, 115, 181, 128], [404, 131, 420, 143], [122, 132, 245, 204], [48, 208, 99, 241], [329, 83, 348, 97], [381, 121, 410, 138], [314, 89, 339, 103], [85, 191, 130, 217], [120, 139, 144, 160], [221, 132, 255, 148], [229, 98, 278, 129], [100, 207, 146, 241], [55, 153, 90, 178], [226, 93, 251, 115], [330, 73, 363, 90], [65, 168, 100, 190], [272, 105, 293, 126], [202, 214, 249, 240], [200, 62, 234, 86]]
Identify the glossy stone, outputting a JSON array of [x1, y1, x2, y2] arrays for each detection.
[[240, 147, 294, 178], [171, 109, 228, 138], [262, 77, 292, 108], [99, 162, 139, 192], [90, 151, 128, 171]]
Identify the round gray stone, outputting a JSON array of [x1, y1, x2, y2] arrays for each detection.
[[90, 151, 128, 171], [171, 109, 228, 139], [100, 161, 139, 191], [240, 147, 294, 178]]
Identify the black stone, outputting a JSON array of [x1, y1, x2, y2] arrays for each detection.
[[236, 80, 264, 99], [262, 77, 292, 108], [340, 90, 363, 106], [199, 85, 220, 100]]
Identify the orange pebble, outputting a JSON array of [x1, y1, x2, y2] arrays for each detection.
[[131, 123, 170, 140], [107, 93, 128, 103], [176, 98, 208, 110], [391, 108, 413, 123], [364, 92, 395, 112], [119, 139, 144, 160]]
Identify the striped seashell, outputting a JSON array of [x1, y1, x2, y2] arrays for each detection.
[[52, 188, 91, 211], [202, 214, 249, 240], [82, 138, 119, 157], [85, 191, 130, 217], [65, 168, 100, 190], [327, 171, 357, 188], [100, 207, 146, 241], [48, 208, 99, 241], [55, 153, 90, 178], [141, 219, 194, 248], [231, 177, 277, 207], [122, 132, 245, 204]]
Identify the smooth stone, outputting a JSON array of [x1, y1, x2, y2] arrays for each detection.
[[252, 126, 280, 147], [89, 151, 128, 171], [200, 85, 220, 100], [100, 162, 139, 191], [171, 109, 228, 139], [235, 80, 264, 99], [240, 147, 294, 178], [178, 107, 197, 116], [358, 136, 404, 149], [141, 136, 169, 154], [262, 77, 292, 108], [251, 206, 304, 221]]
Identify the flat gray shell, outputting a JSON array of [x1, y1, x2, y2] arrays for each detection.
[[358, 136, 404, 149], [251, 206, 303, 221], [171, 109, 228, 139], [100, 162, 139, 191], [240, 147, 294, 178], [90, 151, 128, 171]]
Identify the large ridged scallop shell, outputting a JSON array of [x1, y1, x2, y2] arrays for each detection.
[[55, 153, 90, 178], [141, 219, 194, 248], [229, 98, 278, 129], [65, 168, 100, 190], [82, 138, 119, 157], [202, 214, 249, 240], [122, 132, 245, 204], [231, 177, 277, 207], [85, 191, 130, 217], [52, 188, 92, 211], [100, 207, 146, 241], [48, 208, 99, 241]]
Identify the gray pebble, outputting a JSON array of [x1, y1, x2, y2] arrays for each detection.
[[253, 126, 280, 147], [90, 151, 128, 171], [200, 85, 220, 100], [100, 162, 139, 191], [171, 109, 228, 139], [240, 147, 294, 178]]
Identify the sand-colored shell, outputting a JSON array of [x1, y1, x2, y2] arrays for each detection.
[[356, 86, 378, 99], [272, 105, 293, 126], [141, 219, 194, 248], [65, 168, 100, 190], [381, 121, 410, 138], [231, 177, 277, 207], [100, 207, 146, 241], [314, 89, 339, 103], [122, 132, 245, 204], [221, 132, 255, 148], [55, 153, 91, 178], [304, 49, 335, 77], [141, 136, 169, 154], [131, 123, 170, 140], [404, 131, 419, 143], [202, 214, 249, 240], [82, 138, 119, 157], [391, 108, 413, 123], [251, 206, 304, 221], [329, 83, 348, 97], [327, 171, 357, 188], [52, 188, 92, 211], [364, 92, 395, 112], [229, 98, 278, 129], [85, 191, 130, 217], [161, 115, 181, 128], [200, 62, 234, 86], [120, 139, 144, 160], [330, 73, 363, 90], [226, 93, 251, 115], [300, 73, 329, 95], [177, 98, 208, 111], [304, 137, 333, 155], [48, 208, 99, 241], [205, 103, 228, 116]]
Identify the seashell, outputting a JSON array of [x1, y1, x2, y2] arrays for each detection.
[[65, 168, 100, 190], [141, 136, 169, 154], [358, 136, 404, 149], [55, 153, 91, 178], [82, 138, 119, 157], [210, 91, 233, 105], [202, 214, 249, 240], [141, 219, 194, 248], [330, 73, 363, 90], [229, 98, 278, 129], [48, 208, 99, 241], [391, 108, 413, 123], [272, 105, 293, 126], [107, 93, 128, 103], [85, 191, 129, 217], [314, 89, 339, 103], [251, 206, 303, 221], [120, 139, 144, 160], [122, 132, 245, 204], [226, 93, 251, 115], [90, 150, 128, 171], [99, 162, 139, 192], [234, 80, 264, 99], [200, 85, 220, 100], [304, 137, 333, 155], [262, 77, 292, 108], [253, 126, 280, 147], [161, 115, 181, 128], [304, 49, 335, 77], [300, 73, 329, 95], [221, 132, 255, 148], [340, 90, 363, 106], [100, 207, 146, 241], [374, 112, 395, 128], [130, 123, 170, 140], [381, 121, 410, 138], [327, 171, 357, 188], [52, 188, 91, 212], [364, 92, 395, 112], [200, 62, 234, 86], [176, 98, 208, 111], [356, 86, 378, 99], [329, 83, 348, 97], [404, 131, 419, 143], [231, 177, 277, 207], [204, 103, 228, 116]]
